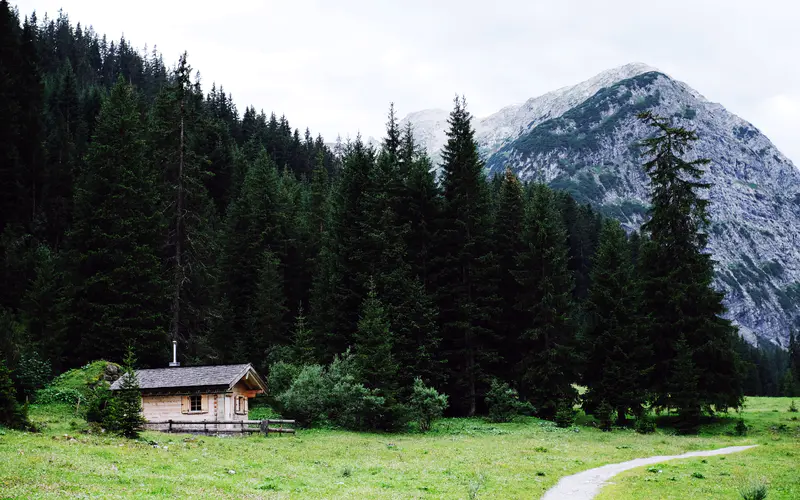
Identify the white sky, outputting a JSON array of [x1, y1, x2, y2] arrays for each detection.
[[14, 0, 800, 165]]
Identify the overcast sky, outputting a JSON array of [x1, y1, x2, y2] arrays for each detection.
[[14, 0, 800, 165]]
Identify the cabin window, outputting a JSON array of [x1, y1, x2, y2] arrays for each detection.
[[190, 395, 202, 412], [235, 395, 247, 415]]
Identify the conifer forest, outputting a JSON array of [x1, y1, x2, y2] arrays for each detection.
[[1, 1, 798, 432]]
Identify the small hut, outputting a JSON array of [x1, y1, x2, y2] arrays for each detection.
[[110, 353, 266, 425]]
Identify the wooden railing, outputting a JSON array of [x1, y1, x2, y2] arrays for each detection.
[[143, 419, 296, 435]]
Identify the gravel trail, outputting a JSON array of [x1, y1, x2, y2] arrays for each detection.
[[540, 444, 758, 500]]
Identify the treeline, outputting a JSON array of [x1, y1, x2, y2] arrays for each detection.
[[0, 2, 795, 432]]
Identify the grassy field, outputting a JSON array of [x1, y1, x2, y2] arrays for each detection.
[[0, 398, 797, 499], [597, 397, 800, 500]]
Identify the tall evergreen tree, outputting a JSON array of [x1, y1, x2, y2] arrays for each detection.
[[581, 219, 651, 425], [433, 96, 498, 416], [62, 77, 169, 367], [512, 184, 577, 418], [493, 168, 525, 380], [637, 111, 743, 420], [149, 53, 221, 362], [219, 150, 284, 361]]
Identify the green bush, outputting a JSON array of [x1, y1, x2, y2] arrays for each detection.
[[485, 379, 534, 423], [735, 418, 748, 436], [554, 402, 576, 428], [35, 386, 83, 405], [738, 478, 768, 500], [595, 400, 613, 432], [789, 400, 798, 413], [408, 378, 448, 432], [277, 364, 329, 427], [266, 361, 301, 405], [635, 415, 656, 434], [275, 350, 386, 430]]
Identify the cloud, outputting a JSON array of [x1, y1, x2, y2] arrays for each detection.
[[12, 0, 800, 165]]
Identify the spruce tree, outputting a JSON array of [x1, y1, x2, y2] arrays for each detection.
[[219, 149, 283, 359], [433, 96, 499, 416], [63, 77, 169, 367], [149, 53, 221, 362], [246, 250, 288, 371], [789, 331, 800, 392], [493, 168, 525, 381], [0, 357, 29, 430], [637, 111, 743, 418], [398, 124, 440, 291], [106, 347, 146, 439], [310, 138, 376, 358], [512, 184, 577, 419], [352, 281, 402, 429], [0, 0, 24, 234], [582, 219, 651, 426]]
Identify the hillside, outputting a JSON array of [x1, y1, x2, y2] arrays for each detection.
[[403, 64, 800, 346]]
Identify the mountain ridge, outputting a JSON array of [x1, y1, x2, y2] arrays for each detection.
[[404, 64, 800, 347]]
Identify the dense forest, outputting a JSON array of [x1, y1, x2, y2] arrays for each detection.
[[1, 2, 798, 431]]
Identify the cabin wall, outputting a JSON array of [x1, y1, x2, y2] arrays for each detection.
[[141, 394, 225, 422]]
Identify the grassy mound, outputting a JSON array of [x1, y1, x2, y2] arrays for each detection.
[[35, 360, 120, 405]]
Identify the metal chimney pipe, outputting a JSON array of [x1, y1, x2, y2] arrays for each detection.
[[169, 340, 180, 367]]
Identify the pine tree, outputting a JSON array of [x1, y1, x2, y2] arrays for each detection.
[[352, 281, 402, 429], [106, 347, 146, 439], [0, 357, 29, 430], [398, 124, 441, 291], [309, 138, 376, 358], [246, 250, 288, 371], [582, 219, 651, 426], [149, 55, 223, 363], [433, 96, 499, 416], [292, 304, 317, 365], [637, 111, 743, 416], [41, 60, 84, 250], [512, 184, 577, 419], [789, 331, 800, 393], [666, 336, 702, 434], [219, 149, 283, 359], [493, 168, 525, 380], [0, 0, 24, 235], [63, 77, 169, 367]]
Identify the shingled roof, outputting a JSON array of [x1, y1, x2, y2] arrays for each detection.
[[109, 363, 265, 391]]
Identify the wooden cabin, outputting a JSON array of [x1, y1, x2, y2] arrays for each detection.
[[109, 363, 267, 424]]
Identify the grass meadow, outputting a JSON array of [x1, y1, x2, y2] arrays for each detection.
[[0, 397, 797, 499]]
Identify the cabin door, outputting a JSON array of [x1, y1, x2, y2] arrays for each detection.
[[225, 395, 233, 421]]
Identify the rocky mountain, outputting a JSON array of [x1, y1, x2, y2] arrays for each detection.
[[402, 63, 800, 347]]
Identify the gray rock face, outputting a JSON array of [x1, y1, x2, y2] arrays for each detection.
[[404, 65, 800, 347]]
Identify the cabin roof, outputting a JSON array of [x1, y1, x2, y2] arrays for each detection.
[[109, 363, 266, 392]]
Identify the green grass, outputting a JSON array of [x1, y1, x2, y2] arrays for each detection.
[[0, 398, 796, 499], [596, 397, 800, 500]]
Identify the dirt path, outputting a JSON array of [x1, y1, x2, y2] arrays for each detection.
[[540, 444, 757, 500]]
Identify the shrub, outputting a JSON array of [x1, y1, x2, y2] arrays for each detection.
[[789, 400, 798, 413], [554, 401, 576, 428], [0, 359, 30, 430], [595, 400, 613, 432], [734, 418, 748, 436], [35, 386, 83, 405], [635, 415, 656, 434], [266, 361, 301, 405], [485, 379, 533, 423], [275, 350, 386, 430], [738, 478, 768, 500], [408, 378, 448, 432], [277, 364, 329, 427]]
